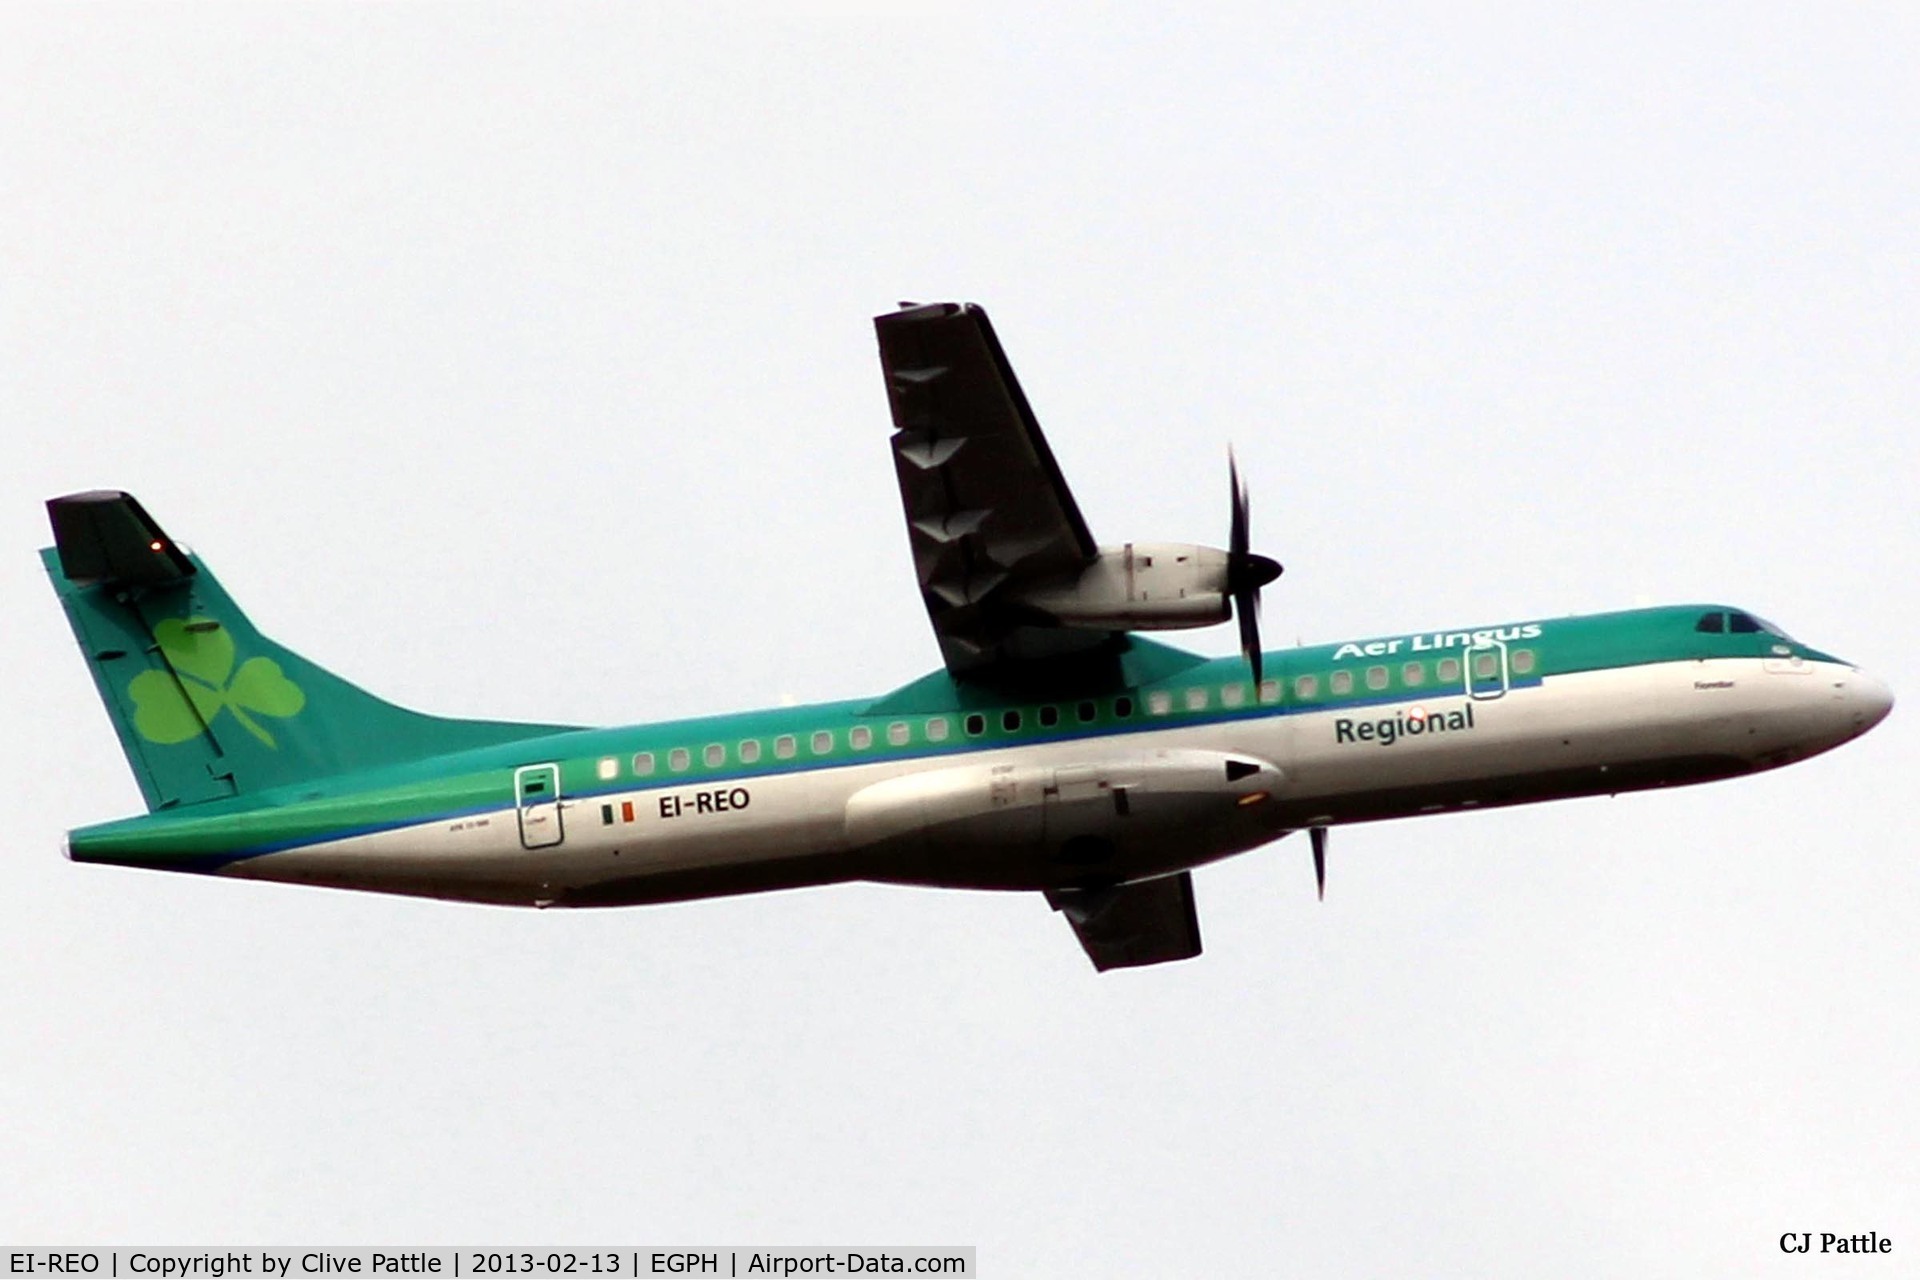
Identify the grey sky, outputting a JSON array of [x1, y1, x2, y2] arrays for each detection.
[[3, 6, 1914, 1275]]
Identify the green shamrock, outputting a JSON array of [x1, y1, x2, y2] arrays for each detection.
[[128, 616, 306, 748]]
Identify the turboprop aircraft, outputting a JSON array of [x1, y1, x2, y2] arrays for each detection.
[[44, 302, 1894, 970]]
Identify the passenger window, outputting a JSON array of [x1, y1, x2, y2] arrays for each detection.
[[1258, 679, 1280, 704], [632, 751, 656, 776], [1473, 652, 1499, 679], [1402, 662, 1425, 687], [850, 725, 872, 750], [1039, 705, 1059, 728], [1148, 690, 1173, 715], [1696, 612, 1726, 633], [1221, 683, 1246, 708], [1076, 700, 1097, 722], [597, 757, 618, 781], [926, 717, 951, 742], [1511, 649, 1536, 674], [1184, 688, 1208, 711], [739, 739, 762, 763], [1001, 709, 1022, 732], [1437, 657, 1461, 683], [1330, 670, 1353, 695], [1113, 696, 1134, 718], [1294, 674, 1319, 699], [1365, 666, 1388, 690], [887, 721, 909, 746], [811, 730, 834, 755], [703, 743, 725, 768], [964, 714, 985, 737], [668, 747, 691, 772], [774, 735, 796, 760]]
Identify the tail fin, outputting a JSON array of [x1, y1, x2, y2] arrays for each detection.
[[44, 490, 575, 810]]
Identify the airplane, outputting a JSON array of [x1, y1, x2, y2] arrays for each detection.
[[43, 302, 1894, 970]]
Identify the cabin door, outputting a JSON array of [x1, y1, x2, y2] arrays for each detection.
[[1465, 640, 1509, 701], [515, 763, 565, 849]]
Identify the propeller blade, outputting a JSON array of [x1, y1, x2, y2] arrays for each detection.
[[1238, 591, 1264, 687], [1310, 825, 1328, 900], [1229, 450, 1249, 561], [1226, 449, 1281, 686]]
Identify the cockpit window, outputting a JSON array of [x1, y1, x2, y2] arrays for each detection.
[[1710, 610, 1795, 640], [1727, 610, 1793, 638]]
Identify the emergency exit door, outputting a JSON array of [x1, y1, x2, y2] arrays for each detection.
[[515, 763, 565, 849], [1465, 640, 1509, 701]]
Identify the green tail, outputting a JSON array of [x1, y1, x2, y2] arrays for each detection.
[[43, 491, 574, 811]]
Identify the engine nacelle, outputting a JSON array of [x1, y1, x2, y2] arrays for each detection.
[[1010, 542, 1233, 630], [844, 747, 1286, 890]]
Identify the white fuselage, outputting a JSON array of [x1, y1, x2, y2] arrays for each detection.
[[220, 656, 1890, 907]]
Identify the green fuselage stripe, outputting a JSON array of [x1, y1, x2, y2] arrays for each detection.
[[66, 603, 1835, 867]]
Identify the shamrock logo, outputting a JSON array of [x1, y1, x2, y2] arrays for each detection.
[[128, 616, 306, 748]]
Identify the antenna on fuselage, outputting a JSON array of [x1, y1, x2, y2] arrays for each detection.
[[1310, 825, 1328, 900]]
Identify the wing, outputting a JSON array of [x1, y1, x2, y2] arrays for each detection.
[[875, 302, 1117, 680], [1046, 873, 1204, 971]]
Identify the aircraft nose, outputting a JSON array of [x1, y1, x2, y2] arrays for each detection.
[[1849, 670, 1895, 734]]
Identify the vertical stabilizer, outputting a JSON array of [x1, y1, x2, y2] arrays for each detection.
[[44, 491, 575, 810]]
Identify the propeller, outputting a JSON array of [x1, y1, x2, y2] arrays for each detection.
[[1310, 825, 1328, 900], [1227, 450, 1283, 685]]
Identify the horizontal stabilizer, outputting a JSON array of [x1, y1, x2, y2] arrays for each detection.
[[48, 491, 196, 590], [1047, 872, 1203, 971]]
